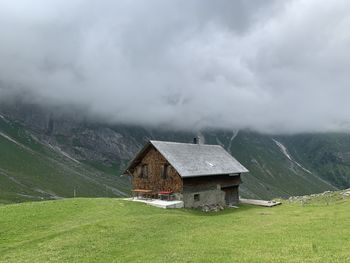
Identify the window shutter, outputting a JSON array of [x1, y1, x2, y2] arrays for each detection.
[[145, 165, 148, 178], [141, 164, 148, 178], [137, 166, 142, 178], [160, 165, 165, 179]]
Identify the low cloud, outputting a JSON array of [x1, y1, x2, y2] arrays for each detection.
[[0, 0, 350, 133]]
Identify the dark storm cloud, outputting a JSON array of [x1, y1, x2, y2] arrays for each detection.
[[0, 0, 350, 133]]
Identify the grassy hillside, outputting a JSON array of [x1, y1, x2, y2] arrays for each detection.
[[1, 196, 350, 262], [279, 133, 350, 188], [203, 131, 337, 198], [2, 109, 350, 202], [0, 115, 130, 204]]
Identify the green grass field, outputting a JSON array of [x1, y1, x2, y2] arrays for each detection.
[[1, 196, 350, 263]]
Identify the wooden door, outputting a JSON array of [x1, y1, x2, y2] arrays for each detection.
[[221, 186, 239, 205]]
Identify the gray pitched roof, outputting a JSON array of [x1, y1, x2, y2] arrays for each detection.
[[125, 140, 248, 178]]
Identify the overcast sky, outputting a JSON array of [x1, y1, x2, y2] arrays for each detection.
[[0, 0, 350, 133]]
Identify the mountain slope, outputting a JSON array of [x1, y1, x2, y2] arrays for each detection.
[[202, 130, 337, 198], [278, 134, 350, 188], [2, 102, 350, 201], [0, 115, 129, 204]]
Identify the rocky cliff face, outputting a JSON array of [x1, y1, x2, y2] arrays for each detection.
[[0, 101, 142, 167], [1, 101, 350, 200]]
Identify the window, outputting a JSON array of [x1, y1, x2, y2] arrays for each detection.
[[141, 164, 148, 178], [161, 164, 169, 179], [194, 194, 200, 202], [137, 166, 142, 177]]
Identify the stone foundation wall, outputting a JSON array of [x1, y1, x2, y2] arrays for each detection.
[[183, 189, 225, 208]]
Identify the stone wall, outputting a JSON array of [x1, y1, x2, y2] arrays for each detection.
[[183, 189, 225, 208], [182, 174, 241, 207]]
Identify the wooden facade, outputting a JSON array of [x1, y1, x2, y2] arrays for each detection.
[[131, 146, 183, 193]]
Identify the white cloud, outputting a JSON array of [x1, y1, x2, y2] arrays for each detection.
[[0, 0, 350, 133]]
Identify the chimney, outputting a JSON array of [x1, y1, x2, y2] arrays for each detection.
[[193, 137, 198, 144]]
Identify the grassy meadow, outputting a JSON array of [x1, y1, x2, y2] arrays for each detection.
[[1, 195, 350, 262]]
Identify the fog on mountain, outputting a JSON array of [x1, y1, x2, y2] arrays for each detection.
[[0, 0, 350, 133]]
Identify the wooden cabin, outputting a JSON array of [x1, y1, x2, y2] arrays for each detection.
[[123, 140, 248, 208]]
